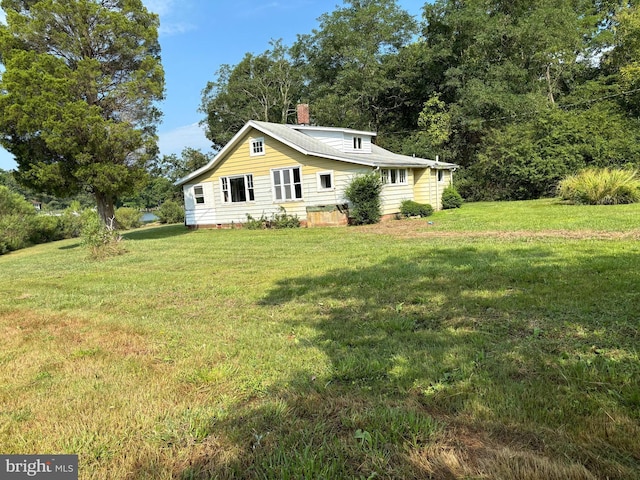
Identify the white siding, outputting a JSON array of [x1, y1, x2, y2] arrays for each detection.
[[380, 174, 415, 216], [302, 167, 370, 206], [297, 129, 373, 154], [342, 135, 372, 154], [184, 182, 216, 226], [185, 208, 216, 226], [302, 130, 345, 151], [183, 185, 195, 210], [209, 174, 289, 224]]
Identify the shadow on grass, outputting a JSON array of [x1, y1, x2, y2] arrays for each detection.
[[123, 224, 190, 241], [58, 242, 81, 250], [159, 243, 639, 479]]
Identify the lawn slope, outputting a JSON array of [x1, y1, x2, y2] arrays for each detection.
[[0, 200, 639, 479]]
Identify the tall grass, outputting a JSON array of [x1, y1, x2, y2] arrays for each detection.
[[557, 167, 640, 205]]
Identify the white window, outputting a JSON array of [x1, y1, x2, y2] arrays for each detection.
[[250, 137, 265, 156], [437, 170, 445, 182], [220, 174, 255, 203], [272, 166, 303, 201], [193, 185, 205, 204], [353, 136, 363, 150], [381, 168, 407, 185], [317, 171, 334, 191]]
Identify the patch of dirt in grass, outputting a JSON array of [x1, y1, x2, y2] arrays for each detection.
[[0, 309, 155, 358], [353, 219, 640, 240], [0, 310, 85, 343], [409, 421, 598, 480]]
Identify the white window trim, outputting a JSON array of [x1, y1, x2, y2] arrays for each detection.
[[381, 168, 408, 185], [271, 166, 303, 202], [220, 174, 255, 204], [193, 184, 206, 206], [316, 171, 335, 191], [353, 136, 363, 150], [250, 137, 265, 157], [437, 169, 445, 182]]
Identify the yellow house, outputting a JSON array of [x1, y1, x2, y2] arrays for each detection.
[[174, 120, 457, 228]]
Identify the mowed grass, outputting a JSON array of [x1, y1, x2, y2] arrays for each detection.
[[431, 197, 640, 232], [0, 200, 639, 479]]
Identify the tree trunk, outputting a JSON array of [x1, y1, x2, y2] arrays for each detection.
[[546, 64, 555, 105], [95, 191, 118, 229]]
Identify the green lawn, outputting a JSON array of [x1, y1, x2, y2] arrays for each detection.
[[1, 201, 639, 479]]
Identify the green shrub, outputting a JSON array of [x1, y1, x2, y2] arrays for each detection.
[[0, 186, 37, 254], [0, 214, 32, 254], [115, 207, 142, 230], [116, 207, 142, 230], [344, 173, 382, 225], [400, 200, 434, 217], [81, 211, 125, 259], [557, 168, 640, 205], [270, 207, 300, 229], [157, 200, 185, 224], [245, 208, 300, 229], [29, 215, 63, 244], [58, 202, 85, 238], [245, 213, 268, 230], [441, 185, 463, 209]]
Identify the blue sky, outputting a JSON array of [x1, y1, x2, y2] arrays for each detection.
[[0, 0, 427, 171]]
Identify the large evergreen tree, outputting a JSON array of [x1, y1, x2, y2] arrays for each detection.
[[0, 0, 164, 225]]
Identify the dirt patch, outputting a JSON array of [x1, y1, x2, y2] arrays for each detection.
[[352, 219, 640, 241], [408, 419, 598, 480]]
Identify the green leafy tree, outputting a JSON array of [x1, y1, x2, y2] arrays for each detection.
[[466, 103, 640, 200], [201, 40, 303, 150], [0, 0, 165, 226], [417, 0, 605, 164], [155, 147, 213, 184], [293, 0, 417, 131]]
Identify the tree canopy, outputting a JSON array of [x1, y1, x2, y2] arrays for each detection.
[[200, 0, 640, 200], [0, 0, 164, 223], [201, 40, 302, 150]]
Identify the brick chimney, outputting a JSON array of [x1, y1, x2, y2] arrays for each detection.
[[297, 103, 310, 125]]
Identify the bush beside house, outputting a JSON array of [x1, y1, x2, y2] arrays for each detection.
[[400, 200, 434, 217], [442, 185, 463, 209], [344, 173, 383, 225]]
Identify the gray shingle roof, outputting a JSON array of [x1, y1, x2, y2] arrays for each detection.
[[253, 121, 457, 169], [175, 120, 457, 186]]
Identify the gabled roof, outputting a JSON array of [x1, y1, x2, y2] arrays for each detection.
[[175, 120, 457, 186]]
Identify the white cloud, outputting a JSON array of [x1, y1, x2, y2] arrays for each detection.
[[158, 123, 214, 157], [159, 22, 196, 37], [143, 0, 176, 17], [143, 0, 195, 36]]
